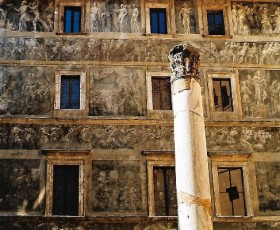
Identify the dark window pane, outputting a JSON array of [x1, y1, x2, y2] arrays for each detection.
[[218, 167, 247, 216], [150, 8, 167, 34], [64, 7, 81, 33], [207, 11, 225, 35], [53, 165, 79, 216], [213, 78, 233, 112], [152, 77, 172, 110], [60, 75, 80, 109], [153, 167, 177, 216]]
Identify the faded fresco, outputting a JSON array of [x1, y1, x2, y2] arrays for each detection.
[[206, 126, 280, 152], [0, 124, 174, 150], [175, 0, 196, 34], [240, 70, 280, 119], [1, 38, 279, 65], [92, 161, 142, 213], [0, 37, 176, 63], [255, 162, 280, 214], [231, 2, 280, 36], [90, 0, 140, 33], [0, 0, 54, 31], [90, 67, 145, 116], [0, 159, 42, 213], [0, 66, 52, 115]]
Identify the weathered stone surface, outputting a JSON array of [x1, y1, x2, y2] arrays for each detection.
[[0, 0, 54, 32], [92, 161, 142, 213], [0, 124, 174, 150], [255, 162, 280, 214], [206, 126, 280, 152], [0, 159, 42, 213], [240, 70, 280, 119], [90, 67, 145, 116], [0, 66, 52, 115]]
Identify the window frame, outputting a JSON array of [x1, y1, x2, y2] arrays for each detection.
[[207, 10, 225, 35], [202, 7, 229, 37], [54, 70, 86, 111], [146, 72, 173, 113], [210, 153, 253, 218], [58, 1, 88, 34], [145, 3, 171, 35], [207, 72, 240, 120], [142, 150, 176, 217], [45, 152, 87, 217], [64, 6, 82, 33]]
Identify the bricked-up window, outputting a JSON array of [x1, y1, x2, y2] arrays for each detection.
[[64, 6, 81, 33], [207, 11, 225, 35], [53, 165, 79, 216], [212, 78, 233, 112], [152, 77, 172, 110], [218, 167, 247, 216], [150, 8, 167, 34], [153, 167, 177, 216], [60, 75, 80, 109]]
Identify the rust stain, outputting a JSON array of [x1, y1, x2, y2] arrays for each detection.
[[178, 192, 212, 216]]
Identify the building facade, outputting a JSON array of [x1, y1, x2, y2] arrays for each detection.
[[0, 0, 280, 229]]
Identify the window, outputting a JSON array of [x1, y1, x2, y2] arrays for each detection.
[[150, 8, 167, 34], [145, 3, 170, 34], [60, 75, 80, 109], [207, 11, 225, 35], [153, 166, 177, 216], [217, 167, 247, 216], [207, 73, 240, 120], [210, 152, 252, 217], [44, 150, 88, 217], [143, 150, 177, 217], [151, 76, 172, 110], [54, 70, 86, 113], [212, 78, 233, 112], [53, 165, 80, 216], [64, 6, 81, 33]]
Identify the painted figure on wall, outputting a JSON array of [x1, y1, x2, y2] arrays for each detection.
[[179, 3, 192, 34]]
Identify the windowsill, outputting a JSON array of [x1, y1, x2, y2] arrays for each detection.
[[203, 34, 232, 39], [56, 32, 89, 36]]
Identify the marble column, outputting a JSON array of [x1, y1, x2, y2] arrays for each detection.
[[169, 45, 213, 230]]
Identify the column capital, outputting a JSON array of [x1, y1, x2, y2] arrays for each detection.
[[169, 45, 200, 90]]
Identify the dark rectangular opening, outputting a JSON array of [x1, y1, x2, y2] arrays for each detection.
[[207, 10, 225, 35], [60, 75, 80, 109], [150, 8, 167, 34], [52, 165, 79, 216], [64, 6, 81, 33], [213, 78, 233, 112]]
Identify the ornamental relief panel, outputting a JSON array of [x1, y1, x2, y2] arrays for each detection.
[[175, 0, 197, 34], [0, 66, 52, 115], [206, 126, 280, 152], [0, 37, 177, 63], [90, 0, 140, 33], [255, 162, 280, 214], [0, 0, 54, 32], [231, 2, 280, 36], [90, 67, 145, 116], [239, 70, 280, 119], [0, 124, 174, 150]]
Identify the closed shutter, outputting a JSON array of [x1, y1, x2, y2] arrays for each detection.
[[52, 165, 79, 216], [64, 7, 81, 33], [60, 75, 80, 109], [152, 77, 172, 110], [153, 167, 177, 216]]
